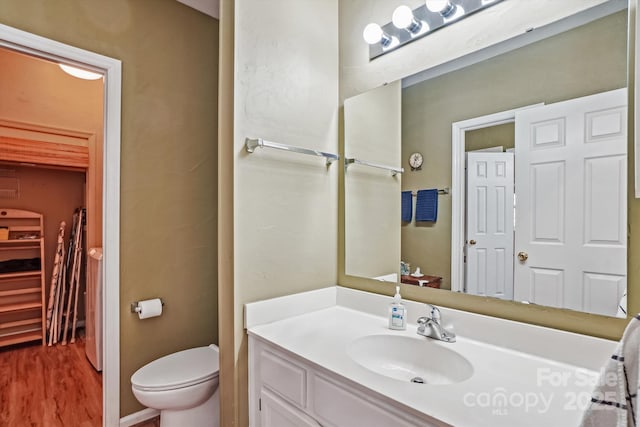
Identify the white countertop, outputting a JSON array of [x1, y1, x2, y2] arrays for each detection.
[[246, 286, 618, 427]]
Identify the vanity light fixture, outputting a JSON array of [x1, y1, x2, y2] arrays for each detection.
[[364, 0, 504, 60]]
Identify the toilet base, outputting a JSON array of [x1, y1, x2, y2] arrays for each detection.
[[160, 388, 219, 427]]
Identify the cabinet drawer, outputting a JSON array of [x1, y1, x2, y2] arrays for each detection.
[[260, 349, 307, 408]]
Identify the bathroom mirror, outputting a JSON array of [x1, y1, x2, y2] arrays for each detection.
[[344, 0, 630, 318]]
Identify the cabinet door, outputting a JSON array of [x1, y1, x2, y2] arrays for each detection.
[[260, 388, 321, 427]]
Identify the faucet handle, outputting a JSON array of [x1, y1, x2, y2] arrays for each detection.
[[426, 304, 441, 323]]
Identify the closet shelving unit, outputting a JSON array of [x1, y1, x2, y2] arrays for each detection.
[[0, 209, 45, 347]]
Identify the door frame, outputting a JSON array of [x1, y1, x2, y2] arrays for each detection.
[[450, 104, 541, 293], [0, 24, 122, 426]]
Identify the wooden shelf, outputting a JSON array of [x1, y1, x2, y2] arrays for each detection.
[[0, 239, 42, 250], [0, 287, 41, 298], [0, 209, 45, 347], [0, 301, 42, 313], [0, 317, 41, 330], [0, 238, 42, 244], [0, 329, 42, 346], [0, 270, 41, 281]]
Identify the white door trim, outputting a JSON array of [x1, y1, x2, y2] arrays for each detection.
[[0, 24, 122, 427], [450, 104, 542, 293], [636, 3, 640, 198]]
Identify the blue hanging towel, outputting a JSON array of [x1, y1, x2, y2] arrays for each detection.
[[401, 191, 412, 222], [416, 189, 438, 222]]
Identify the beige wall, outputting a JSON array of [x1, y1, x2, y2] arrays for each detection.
[[465, 124, 515, 153], [0, 0, 219, 416], [344, 81, 401, 279], [219, 0, 339, 425], [401, 10, 627, 290], [339, 1, 632, 340]]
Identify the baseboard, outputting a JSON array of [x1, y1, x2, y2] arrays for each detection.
[[119, 408, 160, 427]]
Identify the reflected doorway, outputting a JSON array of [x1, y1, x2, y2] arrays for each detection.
[[457, 89, 627, 317]]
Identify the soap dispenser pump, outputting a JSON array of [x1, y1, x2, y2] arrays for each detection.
[[388, 286, 407, 330]]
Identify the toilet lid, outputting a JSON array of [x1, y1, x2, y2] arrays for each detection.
[[131, 345, 219, 391]]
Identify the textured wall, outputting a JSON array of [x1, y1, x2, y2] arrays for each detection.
[[225, 0, 339, 425], [0, 0, 219, 416]]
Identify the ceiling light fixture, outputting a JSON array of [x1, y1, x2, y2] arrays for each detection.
[[59, 64, 103, 80]]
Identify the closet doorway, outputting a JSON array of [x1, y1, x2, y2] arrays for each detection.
[[0, 24, 121, 426]]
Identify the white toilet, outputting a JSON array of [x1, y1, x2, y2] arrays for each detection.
[[131, 344, 220, 427]]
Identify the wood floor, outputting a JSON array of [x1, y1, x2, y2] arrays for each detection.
[[0, 335, 163, 426], [0, 335, 102, 426]]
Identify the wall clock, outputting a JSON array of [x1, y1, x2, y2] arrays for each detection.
[[409, 152, 423, 171]]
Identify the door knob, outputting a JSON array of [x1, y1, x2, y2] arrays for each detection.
[[517, 251, 528, 262], [469, 240, 476, 245]]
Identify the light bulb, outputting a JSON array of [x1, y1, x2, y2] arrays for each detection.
[[426, 0, 452, 13], [392, 5, 414, 29], [363, 23, 383, 44]]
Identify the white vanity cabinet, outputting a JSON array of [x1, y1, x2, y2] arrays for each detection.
[[259, 388, 321, 427], [248, 335, 443, 427]]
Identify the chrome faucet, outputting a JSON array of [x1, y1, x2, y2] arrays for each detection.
[[417, 304, 456, 343]]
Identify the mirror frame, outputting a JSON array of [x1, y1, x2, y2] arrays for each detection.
[[339, 0, 635, 341]]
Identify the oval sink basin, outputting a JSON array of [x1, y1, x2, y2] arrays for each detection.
[[347, 334, 473, 385]]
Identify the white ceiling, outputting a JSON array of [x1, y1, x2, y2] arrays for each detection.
[[176, 0, 219, 19]]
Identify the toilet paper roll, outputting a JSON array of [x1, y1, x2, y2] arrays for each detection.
[[137, 298, 163, 319]]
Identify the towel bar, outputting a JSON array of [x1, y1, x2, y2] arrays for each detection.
[[345, 158, 404, 176], [411, 188, 449, 196], [245, 137, 339, 166]]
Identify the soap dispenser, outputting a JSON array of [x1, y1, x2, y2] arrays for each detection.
[[388, 286, 407, 330]]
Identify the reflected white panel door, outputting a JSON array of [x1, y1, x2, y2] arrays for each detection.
[[465, 152, 515, 299], [514, 89, 627, 316]]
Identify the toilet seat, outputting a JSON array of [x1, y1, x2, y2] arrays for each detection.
[[131, 345, 219, 392]]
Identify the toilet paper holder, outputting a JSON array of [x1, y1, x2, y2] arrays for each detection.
[[131, 298, 165, 313]]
